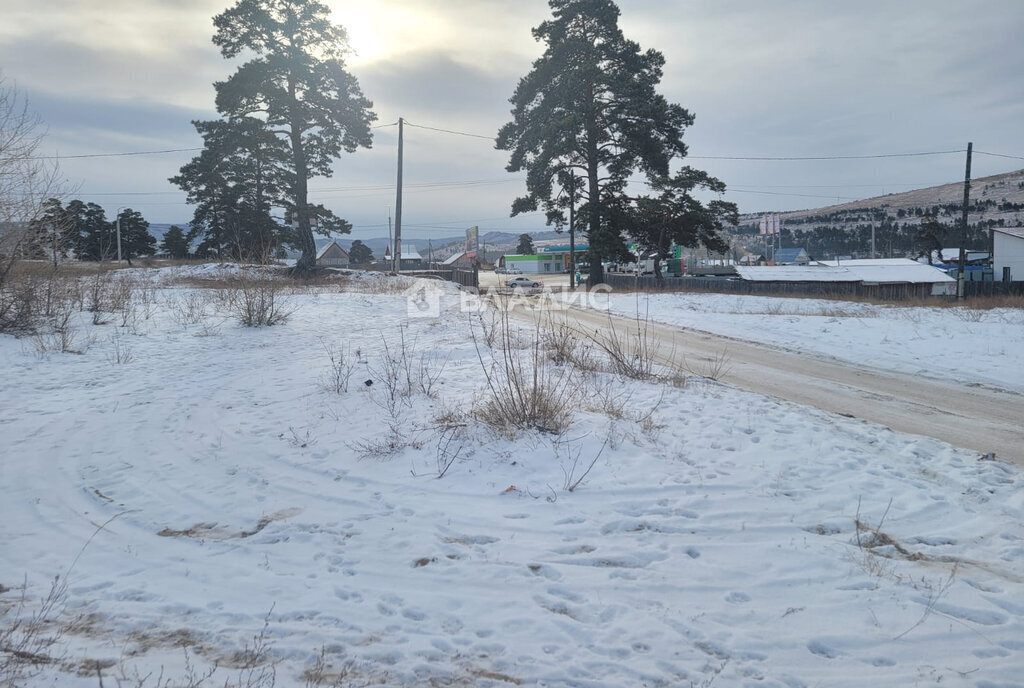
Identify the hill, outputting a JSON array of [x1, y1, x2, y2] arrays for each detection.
[[735, 169, 1024, 260]]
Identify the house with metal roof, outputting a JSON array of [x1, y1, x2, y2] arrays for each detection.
[[993, 227, 1024, 282], [773, 247, 811, 265], [316, 240, 349, 268], [383, 244, 424, 270], [736, 258, 956, 295]]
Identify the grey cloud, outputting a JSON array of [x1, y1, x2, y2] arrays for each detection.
[[3, 0, 1021, 225], [0, 35, 222, 108], [360, 51, 513, 124]]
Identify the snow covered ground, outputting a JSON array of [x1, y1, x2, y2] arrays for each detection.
[[2, 267, 1023, 687], [599, 291, 1024, 394]]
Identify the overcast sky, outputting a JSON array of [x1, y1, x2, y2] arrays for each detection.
[[2, 0, 1021, 243]]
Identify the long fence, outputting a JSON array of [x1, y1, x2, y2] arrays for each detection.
[[963, 281, 1024, 297], [402, 267, 479, 289], [601, 274, 947, 301]]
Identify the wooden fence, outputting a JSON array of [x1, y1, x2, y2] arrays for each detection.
[[600, 274, 943, 301], [402, 267, 479, 289], [963, 281, 1024, 297]]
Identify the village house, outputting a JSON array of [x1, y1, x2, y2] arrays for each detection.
[[316, 240, 350, 268], [993, 228, 1024, 282]]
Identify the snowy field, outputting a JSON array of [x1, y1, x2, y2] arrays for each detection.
[[599, 291, 1024, 395], [2, 266, 1023, 687]]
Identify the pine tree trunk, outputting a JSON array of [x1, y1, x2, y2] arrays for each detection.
[[289, 75, 316, 275], [585, 110, 605, 286]]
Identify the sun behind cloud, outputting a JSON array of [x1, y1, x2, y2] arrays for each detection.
[[331, 6, 390, 65], [328, 2, 452, 66]]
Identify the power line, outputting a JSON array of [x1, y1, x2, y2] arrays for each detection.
[[975, 150, 1024, 161], [726, 188, 858, 201], [83, 191, 185, 196], [36, 121, 393, 161], [34, 132, 1023, 166], [37, 147, 202, 160], [688, 149, 965, 161], [403, 121, 495, 141], [727, 182, 924, 189]]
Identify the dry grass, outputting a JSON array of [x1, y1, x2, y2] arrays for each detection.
[[590, 314, 657, 380], [472, 310, 578, 437], [220, 277, 294, 327], [0, 577, 66, 687]]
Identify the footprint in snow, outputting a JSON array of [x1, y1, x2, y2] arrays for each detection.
[[401, 608, 427, 622], [807, 639, 842, 659], [546, 585, 585, 603], [528, 564, 561, 580]]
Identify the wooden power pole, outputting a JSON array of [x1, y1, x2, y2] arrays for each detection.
[[957, 142, 973, 298], [394, 117, 404, 272]]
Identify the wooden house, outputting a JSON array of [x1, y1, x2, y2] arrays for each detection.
[[316, 241, 350, 268]]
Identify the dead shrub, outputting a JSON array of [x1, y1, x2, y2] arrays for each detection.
[[0, 276, 37, 334], [222, 277, 293, 327], [319, 339, 358, 394], [472, 311, 577, 436], [0, 575, 69, 687], [33, 304, 81, 354], [167, 290, 216, 328], [684, 348, 732, 381], [556, 435, 608, 492], [589, 314, 657, 380], [542, 317, 601, 372]]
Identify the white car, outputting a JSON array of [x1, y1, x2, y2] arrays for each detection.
[[506, 276, 541, 289]]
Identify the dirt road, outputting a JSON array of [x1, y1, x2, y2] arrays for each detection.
[[516, 304, 1024, 466]]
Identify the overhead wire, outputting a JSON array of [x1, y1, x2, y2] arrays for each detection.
[[687, 149, 966, 161], [975, 150, 1024, 161], [36, 147, 203, 160], [403, 121, 495, 141], [31, 119, 1024, 224]]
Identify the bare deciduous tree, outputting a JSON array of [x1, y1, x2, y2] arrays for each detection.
[[0, 75, 68, 284], [0, 75, 70, 332]]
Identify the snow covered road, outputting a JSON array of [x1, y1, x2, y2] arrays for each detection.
[[528, 301, 1024, 466]]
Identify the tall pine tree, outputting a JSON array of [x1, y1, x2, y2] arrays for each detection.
[[348, 239, 373, 265], [498, 0, 698, 284], [114, 208, 156, 266], [66, 200, 114, 262], [171, 117, 288, 263], [630, 169, 738, 280], [210, 0, 376, 273], [160, 225, 191, 260]]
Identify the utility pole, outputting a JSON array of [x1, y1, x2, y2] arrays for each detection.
[[957, 142, 973, 299], [115, 206, 126, 264], [393, 117, 404, 273], [387, 208, 392, 269]]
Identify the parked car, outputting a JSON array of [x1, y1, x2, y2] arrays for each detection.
[[507, 266, 522, 274], [506, 276, 541, 289], [494, 267, 507, 274]]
